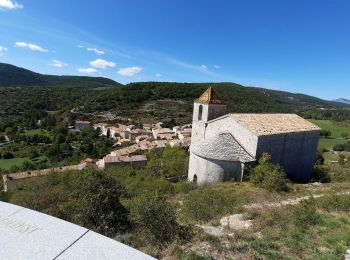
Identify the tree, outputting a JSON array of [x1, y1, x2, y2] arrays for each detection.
[[2, 151, 14, 159], [69, 171, 130, 236], [128, 192, 180, 243], [320, 129, 331, 138]]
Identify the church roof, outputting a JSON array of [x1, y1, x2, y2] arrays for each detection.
[[195, 87, 224, 104], [191, 132, 255, 162], [230, 113, 321, 136]]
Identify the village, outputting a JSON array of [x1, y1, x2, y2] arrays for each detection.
[[2, 119, 192, 191]]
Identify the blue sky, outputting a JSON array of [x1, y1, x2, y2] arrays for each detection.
[[0, 0, 349, 100]]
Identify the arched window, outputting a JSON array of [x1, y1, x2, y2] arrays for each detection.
[[198, 105, 203, 121]]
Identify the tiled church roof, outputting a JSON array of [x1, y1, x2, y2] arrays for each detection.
[[230, 114, 321, 136], [191, 132, 255, 162]]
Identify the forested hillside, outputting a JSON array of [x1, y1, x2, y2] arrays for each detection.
[[1, 64, 350, 127], [0, 63, 122, 87]]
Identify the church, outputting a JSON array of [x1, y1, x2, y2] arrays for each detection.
[[188, 87, 321, 184]]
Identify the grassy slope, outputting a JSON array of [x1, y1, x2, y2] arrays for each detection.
[[0, 157, 30, 170], [309, 119, 350, 137], [308, 119, 350, 150]]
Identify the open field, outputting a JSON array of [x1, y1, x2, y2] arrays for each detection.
[[0, 157, 31, 171], [0, 156, 48, 171], [309, 119, 350, 138], [25, 129, 52, 138], [318, 138, 348, 150], [308, 119, 350, 150]]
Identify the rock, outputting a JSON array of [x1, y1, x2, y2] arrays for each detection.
[[196, 225, 225, 237], [346, 249, 350, 260], [220, 214, 252, 231]]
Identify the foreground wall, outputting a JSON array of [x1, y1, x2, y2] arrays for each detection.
[[256, 130, 320, 182], [188, 152, 242, 185]]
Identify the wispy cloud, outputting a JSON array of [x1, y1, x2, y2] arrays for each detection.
[[87, 47, 104, 55], [77, 45, 104, 55], [165, 57, 216, 76], [200, 65, 208, 71], [155, 73, 162, 77], [118, 66, 142, 76], [15, 41, 48, 52], [214, 65, 220, 69], [49, 59, 68, 68], [89, 58, 115, 69], [77, 67, 97, 74], [0, 45, 8, 55], [0, 0, 23, 10]]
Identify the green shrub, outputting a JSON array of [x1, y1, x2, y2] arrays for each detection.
[[174, 181, 196, 194], [294, 198, 321, 228], [69, 170, 130, 236], [311, 166, 331, 183], [127, 192, 183, 243], [181, 187, 236, 222], [249, 153, 289, 192]]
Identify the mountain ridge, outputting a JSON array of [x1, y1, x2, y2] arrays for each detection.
[[334, 98, 350, 105], [0, 62, 122, 88]]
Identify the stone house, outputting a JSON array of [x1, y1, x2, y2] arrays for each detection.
[[188, 87, 320, 185]]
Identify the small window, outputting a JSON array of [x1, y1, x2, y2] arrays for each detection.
[[193, 174, 198, 184], [198, 105, 203, 121]]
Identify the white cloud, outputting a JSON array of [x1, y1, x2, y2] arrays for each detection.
[[87, 47, 104, 55], [0, 0, 23, 10], [214, 65, 220, 69], [0, 46, 8, 55], [118, 66, 142, 77], [89, 58, 115, 69], [77, 45, 104, 55], [77, 68, 97, 74], [49, 59, 68, 68], [15, 42, 48, 52], [200, 65, 208, 70], [155, 73, 162, 77]]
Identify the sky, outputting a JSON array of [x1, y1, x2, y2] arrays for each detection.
[[0, 0, 349, 100]]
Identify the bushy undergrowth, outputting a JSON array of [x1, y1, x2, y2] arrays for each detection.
[[127, 192, 191, 245], [248, 153, 289, 192], [180, 186, 245, 222], [317, 194, 350, 212]]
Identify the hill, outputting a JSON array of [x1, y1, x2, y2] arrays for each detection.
[[0, 64, 350, 125], [334, 98, 350, 105], [0, 63, 122, 88]]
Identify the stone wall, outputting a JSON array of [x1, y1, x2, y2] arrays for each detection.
[[256, 130, 320, 182], [188, 152, 242, 185]]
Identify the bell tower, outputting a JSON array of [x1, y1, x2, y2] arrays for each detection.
[[191, 87, 226, 143]]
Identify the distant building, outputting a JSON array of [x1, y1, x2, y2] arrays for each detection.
[[188, 87, 321, 185]]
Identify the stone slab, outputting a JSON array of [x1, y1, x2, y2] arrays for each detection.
[[57, 230, 155, 260], [0, 201, 88, 260], [0, 201, 154, 260]]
